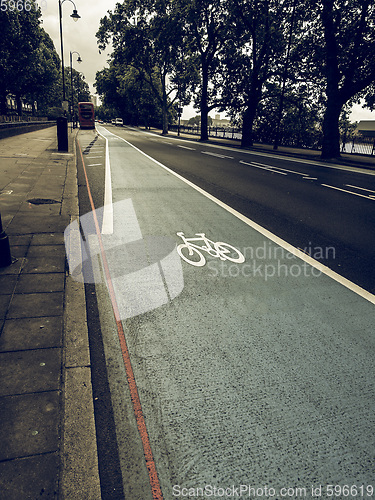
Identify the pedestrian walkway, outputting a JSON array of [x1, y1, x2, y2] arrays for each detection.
[[0, 126, 100, 499]]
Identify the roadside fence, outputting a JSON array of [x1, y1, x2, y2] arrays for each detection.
[[170, 124, 375, 156]]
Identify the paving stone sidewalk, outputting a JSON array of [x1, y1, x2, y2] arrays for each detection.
[[0, 126, 101, 499]]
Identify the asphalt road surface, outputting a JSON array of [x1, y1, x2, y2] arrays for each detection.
[[72, 125, 375, 500]]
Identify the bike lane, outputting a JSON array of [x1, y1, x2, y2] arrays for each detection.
[[71, 127, 375, 499]]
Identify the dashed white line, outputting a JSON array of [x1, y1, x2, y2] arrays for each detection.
[[202, 151, 234, 159], [177, 145, 196, 150], [88, 163, 102, 167], [240, 160, 287, 175], [321, 184, 375, 200], [345, 184, 375, 194]]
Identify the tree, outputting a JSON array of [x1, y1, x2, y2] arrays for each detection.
[[96, 0, 188, 134], [0, 2, 42, 114], [0, 2, 64, 118], [220, 0, 308, 148], [24, 30, 61, 116], [95, 62, 165, 127], [319, 0, 375, 159], [179, 0, 228, 141]]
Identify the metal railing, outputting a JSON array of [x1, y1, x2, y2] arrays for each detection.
[[0, 115, 48, 123], [170, 125, 375, 156]]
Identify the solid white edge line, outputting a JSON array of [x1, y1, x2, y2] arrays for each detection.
[[101, 129, 375, 305], [97, 130, 113, 234]]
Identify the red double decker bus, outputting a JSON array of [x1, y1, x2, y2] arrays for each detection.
[[78, 102, 95, 129]]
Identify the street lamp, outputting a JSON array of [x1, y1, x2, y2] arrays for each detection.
[[57, 0, 80, 151], [70, 51, 82, 129]]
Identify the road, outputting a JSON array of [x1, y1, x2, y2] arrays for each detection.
[[71, 125, 375, 500], [103, 126, 375, 294]]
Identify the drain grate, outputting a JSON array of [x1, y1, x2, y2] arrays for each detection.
[[27, 198, 60, 205]]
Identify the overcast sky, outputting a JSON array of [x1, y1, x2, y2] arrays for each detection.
[[41, 1, 374, 123]]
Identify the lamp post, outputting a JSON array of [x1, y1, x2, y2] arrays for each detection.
[[70, 51, 82, 129], [57, 0, 80, 151]]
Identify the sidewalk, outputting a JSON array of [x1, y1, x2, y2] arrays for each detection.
[[0, 126, 101, 499], [149, 127, 375, 169]]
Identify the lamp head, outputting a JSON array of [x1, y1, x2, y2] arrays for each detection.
[[77, 56, 82, 63], [71, 9, 80, 21]]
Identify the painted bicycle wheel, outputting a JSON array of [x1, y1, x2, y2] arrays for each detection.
[[214, 242, 245, 263], [176, 244, 206, 267]]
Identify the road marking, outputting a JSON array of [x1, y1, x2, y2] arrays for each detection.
[[96, 130, 113, 233], [202, 151, 234, 159], [321, 183, 375, 201], [76, 138, 163, 500], [177, 145, 196, 150], [303, 177, 318, 180], [86, 156, 103, 159], [106, 131, 375, 305], [143, 131, 375, 176], [88, 163, 102, 167], [240, 160, 287, 175], [345, 184, 375, 194], [267, 165, 308, 176]]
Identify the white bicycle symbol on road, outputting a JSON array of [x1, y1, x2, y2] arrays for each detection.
[[176, 232, 245, 267]]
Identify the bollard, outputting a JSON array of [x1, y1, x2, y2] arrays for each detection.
[[57, 116, 68, 152], [0, 213, 12, 267]]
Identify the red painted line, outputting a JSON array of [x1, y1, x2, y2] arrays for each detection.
[[77, 138, 164, 500]]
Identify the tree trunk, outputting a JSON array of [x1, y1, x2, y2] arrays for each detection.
[[161, 103, 168, 135], [241, 99, 258, 148], [0, 92, 7, 115], [16, 95, 22, 116], [200, 62, 209, 141], [321, 97, 342, 159], [161, 76, 168, 135]]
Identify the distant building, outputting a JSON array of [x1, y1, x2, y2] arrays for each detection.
[[211, 113, 231, 127], [356, 120, 375, 137]]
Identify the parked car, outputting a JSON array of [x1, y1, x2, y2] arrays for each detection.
[[115, 117, 123, 126], [111, 119, 116, 125]]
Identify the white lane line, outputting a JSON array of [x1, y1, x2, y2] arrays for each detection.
[[96, 130, 113, 234], [240, 160, 287, 175], [108, 131, 375, 305], [88, 163, 103, 167], [321, 183, 375, 201], [177, 145, 196, 150], [267, 165, 308, 176], [243, 160, 308, 176], [345, 184, 375, 194], [202, 151, 234, 159], [303, 177, 318, 180], [86, 156, 103, 159], [131, 125, 375, 176]]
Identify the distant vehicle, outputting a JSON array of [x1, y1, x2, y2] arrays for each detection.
[[115, 118, 123, 126], [78, 102, 95, 129], [111, 119, 116, 125]]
